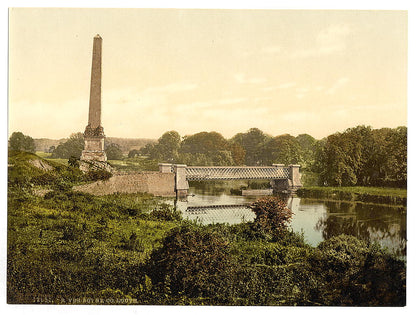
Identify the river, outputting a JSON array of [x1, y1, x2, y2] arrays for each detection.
[[172, 183, 406, 256]]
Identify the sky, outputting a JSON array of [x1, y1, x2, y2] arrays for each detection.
[[8, 8, 407, 140]]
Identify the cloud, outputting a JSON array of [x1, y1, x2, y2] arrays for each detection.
[[326, 77, 350, 95], [144, 81, 198, 94], [218, 97, 247, 105], [278, 82, 296, 89], [295, 87, 310, 99], [243, 45, 281, 57], [262, 82, 296, 92], [234, 73, 267, 84], [293, 24, 351, 58], [261, 45, 281, 54]]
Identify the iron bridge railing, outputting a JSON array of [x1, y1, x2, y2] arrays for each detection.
[[185, 166, 290, 181]]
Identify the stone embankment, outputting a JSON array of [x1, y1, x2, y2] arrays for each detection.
[[73, 171, 175, 197]]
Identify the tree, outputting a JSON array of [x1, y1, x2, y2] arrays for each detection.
[[250, 197, 293, 240], [313, 125, 407, 187], [8, 132, 35, 153], [154, 131, 181, 162], [228, 142, 246, 165], [51, 133, 84, 159], [179, 131, 234, 165], [296, 134, 317, 170], [314, 132, 358, 186], [379, 126, 407, 187], [139, 143, 155, 156], [230, 128, 271, 165], [128, 149, 140, 158], [263, 134, 303, 166], [105, 143, 124, 160], [138, 131, 181, 162]]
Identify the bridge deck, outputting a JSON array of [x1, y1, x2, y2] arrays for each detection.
[[185, 166, 290, 181]]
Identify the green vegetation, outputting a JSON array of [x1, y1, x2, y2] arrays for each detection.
[[105, 143, 124, 160], [26, 124, 407, 189], [51, 132, 84, 159], [134, 125, 406, 189], [299, 186, 406, 198], [9, 131, 36, 153], [8, 152, 406, 305], [8, 123, 407, 307], [297, 186, 407, 207], [314, 126, 406, 188], [35, 151, 52, 158]]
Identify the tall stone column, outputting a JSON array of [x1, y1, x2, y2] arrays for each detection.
[[81, 34, 107, 163]]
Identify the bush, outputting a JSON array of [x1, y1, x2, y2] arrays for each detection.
[[144, 224, 234, 298], [68, 156, 80, 168], [117, 232, 145, 252], [150, 204, 182, 221], [85, 169, 112, 181], [250, 197, 293, 240], [307, 235, 406, 306]]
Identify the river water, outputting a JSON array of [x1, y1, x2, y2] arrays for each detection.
[[173, 183, 406, 256]]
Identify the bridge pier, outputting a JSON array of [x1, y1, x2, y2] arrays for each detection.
[[271, 164, 302, 194], [159, 163, 189, 198]]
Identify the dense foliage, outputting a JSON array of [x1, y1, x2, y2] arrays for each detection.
[[32, 124, 406, 188], [250, 197, 293, 240], [7, 124, 407, 305], [8, 132, 36, 153], [51, 133, 85, 159], [135, 125, 406, 188], [314, 126, 407, 187], [7, 153, 406, 306], [105, 143, 124, 160]]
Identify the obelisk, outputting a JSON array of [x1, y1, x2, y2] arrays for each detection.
[[81, 34, 107, 163]]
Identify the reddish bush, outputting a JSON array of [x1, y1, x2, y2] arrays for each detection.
[[250, 197, 293, 239]]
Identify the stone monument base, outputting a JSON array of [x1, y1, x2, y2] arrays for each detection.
[[80, 149, 107, 162], [79, 157, 112, 173]]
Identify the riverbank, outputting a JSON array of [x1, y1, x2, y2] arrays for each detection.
[[7, 151, 407, 305], [296, 186, 406, 207]]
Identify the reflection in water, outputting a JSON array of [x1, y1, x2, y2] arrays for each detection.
[[172, 184, 406, 256], [183, 204, 256, 225]]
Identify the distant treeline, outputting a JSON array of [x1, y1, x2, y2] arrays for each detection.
[[32, 136, 156, 153], [9, 125, 407, 188], [136, 126, 407, 188]]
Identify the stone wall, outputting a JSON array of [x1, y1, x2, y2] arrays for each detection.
[[73, 171, 175, 197]]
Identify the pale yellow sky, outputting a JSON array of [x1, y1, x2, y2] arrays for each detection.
[[8, 8, 407, 139]]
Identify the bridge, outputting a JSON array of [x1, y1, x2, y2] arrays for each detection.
[[159, 163, 302, 198]]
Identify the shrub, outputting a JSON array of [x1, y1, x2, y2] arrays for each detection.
[[61, 222, 84, 241], [150, 204, 182, 221], [68, 156, 80, 168], [144, 224, 234, 298], [250, 197, 293, 240], [307, 235, 406, 306], [85, 169, 112, 181], [117, 232, 145, 252]]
